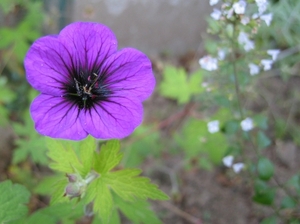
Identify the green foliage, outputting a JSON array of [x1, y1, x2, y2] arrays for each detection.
[[260, 216, 278, 224], [252, 180, 275, 205], [26, 201, 84, 224], [122, 125, 161, 167], [257, 157, 274, 181], [114, 193, 162, 224], [0, 0, 43, 66], [159, 66, 204, 104], [256, 131, 271, 150], [176, 118, 228, 166], [46, 138, 87, 176], [280, 196, 297, 209], [0, 77, 16, 125], [287, 174, 300, 195], [0, 180, 31, 223], [253, 114, 268, 130], [259, 0, 300, 47], [46, 138, 169, 223], [12, 111, 48, 165]]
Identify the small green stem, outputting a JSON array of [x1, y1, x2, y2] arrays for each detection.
[[232, 60, 244, 119], [230, 21, 243, 120]]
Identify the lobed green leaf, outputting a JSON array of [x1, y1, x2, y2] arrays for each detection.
[[94, 140, 123, 174], [46, 138, 84, 176], [79, 135, 96, 177], [114, 193, 162, 224], [105, 169, 169, 201], [0, 180, 31, 223], [92, 179, 114, 224]]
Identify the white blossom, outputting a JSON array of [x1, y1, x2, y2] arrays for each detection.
[[218, 48, 226, 60], [233, 163, 245, 173], [207, 120, 220, 134], [210, 0, 219, 6], [255, 0, 268, 14], [241, 16, 250, 25], [261, 59, 273, 71], [223, 5, 234, 19], [238, 31, 255, 52], [248, 63, 260, 75], [233, 0, 247, 15], [244, 40, 255, 52], [238, 31, 248, 44], [252, 13, 260, 19], [241, 117, 254, 131], [260, 13, 273, 26], [211, 8, 222, 20], [267, 49, 280, 61], [222, 155, 234, 167], [199, 55, 218, 71]]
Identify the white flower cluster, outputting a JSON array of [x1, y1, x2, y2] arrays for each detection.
[[222, 155, 245, 173], [207, 120, 220, 133], [248, 49, 280, 75], [199, 48, 227, 71], [206, 0, 280, 76], [240, 117, 254, 131], [238, 31, 255, 52], [209, 0, 273, 27], [199, 55, 218, 71], [202, 0, 277, 73]]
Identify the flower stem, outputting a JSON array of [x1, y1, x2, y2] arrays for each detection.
[[232, 59, 244, 119]]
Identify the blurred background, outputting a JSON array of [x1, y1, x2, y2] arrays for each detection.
[[1, 0, 300, 223]]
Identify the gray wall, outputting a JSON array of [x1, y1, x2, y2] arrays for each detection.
[[72, 0, 210, 56]]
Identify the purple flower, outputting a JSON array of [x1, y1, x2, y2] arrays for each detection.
[[25, 22, 155, 140]]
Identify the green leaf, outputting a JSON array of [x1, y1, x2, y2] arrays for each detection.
[[0, 77, 16, 103], [252, 180, 275, 205], [224, 120, 240, 135], [260, 216, 277, 224], [257, 131, 271, 150], [114, 193, 162, 224], [12, 111, 48, 165], [253, 114, 268, 130], [175, 119, 208, 158], [287, 174, 300, 194], [84, 141, 168, 223], [94, 140, 123, 174], [86, 178, 113, 224], [257, 157, 274, 181], [0, 180, 31, 223], [281, 196, 297, 209], [34, 174, 65, 196], [50, 178, 68, 205], [160, 66, 189, 104], [105, 169, 169, 201], [159, 66, 204, 104], [176, 118, 228, 165], [122, 125, 161, 167], [79, 136, 96, 177], [205, 132, 228, 164], [189, 70, 205, 94], [26, 201, 84, 224], [46, 138, 84, 176]]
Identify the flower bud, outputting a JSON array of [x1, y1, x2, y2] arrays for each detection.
[[66, 173, 78, 183]]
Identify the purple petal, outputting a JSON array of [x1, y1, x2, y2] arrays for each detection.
[[58, 22, 118, 72], [25, 36, 74, 96], [30, 94, 88, 140], [80, 96, 143, 139], [100, 48, 155, 101]]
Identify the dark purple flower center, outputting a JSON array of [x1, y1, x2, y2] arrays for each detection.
[[64, 71, 111, 110]]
